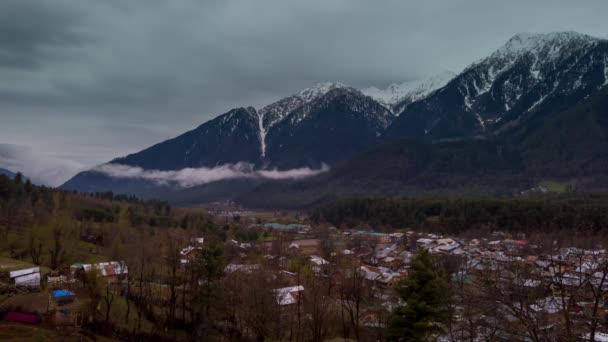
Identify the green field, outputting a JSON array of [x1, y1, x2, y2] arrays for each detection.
[[540, 179, 577, 193]]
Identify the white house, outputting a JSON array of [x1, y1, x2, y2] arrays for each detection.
[[9, 267, 40, 288]]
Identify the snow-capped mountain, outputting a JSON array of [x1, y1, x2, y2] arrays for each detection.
[[62, 31, 608, 204], [63, 83, 394, 193], [385, 31, 608, 141], [362, 71, 455, 112]]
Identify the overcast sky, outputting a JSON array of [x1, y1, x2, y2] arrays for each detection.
[[2, 0, 608, 186]]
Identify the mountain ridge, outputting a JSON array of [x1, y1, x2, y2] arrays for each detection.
[[61, 31, 608, 207]]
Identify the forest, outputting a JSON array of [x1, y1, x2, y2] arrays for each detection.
[[311, 196, 608, 235]]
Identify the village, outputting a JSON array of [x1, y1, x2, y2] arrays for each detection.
[[3, 214, 608, 341]]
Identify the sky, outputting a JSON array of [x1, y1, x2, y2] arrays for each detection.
[[2, 0, 608, 186]]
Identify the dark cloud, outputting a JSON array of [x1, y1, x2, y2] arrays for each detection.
[[1, 0, 608, 185], [0, 0, 89, 69]]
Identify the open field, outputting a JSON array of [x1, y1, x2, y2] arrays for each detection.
[[0, 257, 42, 273], [540, 179, 577, 193]]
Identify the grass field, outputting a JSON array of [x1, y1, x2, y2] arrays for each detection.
[[0, 257, 39, 272], [540, 179, 577, 193], [0, 292, 50, 313]]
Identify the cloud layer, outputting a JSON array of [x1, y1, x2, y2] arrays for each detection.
[[94, 163, 329, 188], [0, 143, 86, 186]]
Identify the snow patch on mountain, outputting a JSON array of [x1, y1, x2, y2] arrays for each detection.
[[362, 71, 455, 110], [604, 55, 608, 87], [258, 82, 348, 129], [453, 31, 607, 127], [256, 82, 349, 158], [257, 111, 267, 157], [494, 31, 598, 60], [284, 86, 394, 129]]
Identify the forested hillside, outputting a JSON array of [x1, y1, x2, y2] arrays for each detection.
[[312, 196, 608, 235]]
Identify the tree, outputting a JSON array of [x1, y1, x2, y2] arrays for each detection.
[[48, 212, 77, 270], [28, 224, 44, 265], [388, 248, 451, 341], [192, 240, 224, 338], [103, 279, 115, 323], [86, 268, 103, 323]]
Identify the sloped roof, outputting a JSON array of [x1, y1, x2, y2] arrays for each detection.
[[274, 285, 304, 305]]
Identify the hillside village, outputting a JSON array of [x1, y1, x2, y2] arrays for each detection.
[[3, 172, 608, 341], [5, 212, 608, 341]]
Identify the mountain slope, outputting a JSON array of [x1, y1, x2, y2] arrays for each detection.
[[238, 139, 526, 209], [384, 32, 608, 141], [62, 31, 608, 205], [516, 85, 608, 179], [0, 168, 16, 179], [264, 87, 393, 169], [113, 107, 262, 170], [238, 86, 608, 209], [62, 84, 393, 195], [258, 82, 349, 155]]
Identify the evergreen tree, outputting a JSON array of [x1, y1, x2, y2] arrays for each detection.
[[193, 240, 225, 338], [387, 248, 451, 341], [14, 172, 23, 185]]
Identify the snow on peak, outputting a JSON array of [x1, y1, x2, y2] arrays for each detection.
[[258, 82, 350, 128], [296, 82, 349, 102], [256, 82, 350, 158], [362, 71, 456, 109], [493, 31, 599, 60]]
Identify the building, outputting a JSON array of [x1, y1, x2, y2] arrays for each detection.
[[353, 230, 391, 243], [9, 267, 40, 288], [71, 261, 128, 282], [274, 285, 304, 306], [263, 223, 310, 232], [378, 256, 402, 270]]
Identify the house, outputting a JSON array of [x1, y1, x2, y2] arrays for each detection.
[[580, 332, 608, 342], [416, 238, 434, 247], [360, 265, 382, 283], [309, 255, 329, 266], [264, 223, 309, 232], [353, 230, 391, 243], [180, 245, 202, 258], [379, 256, 401, 270], [360, 265, 405, 288], [9, 267, 40, 288], [389, 232, 404, 241], [224, 263, 260, 274], [71, 261, 128, 282], [274, 285, 304, 306]]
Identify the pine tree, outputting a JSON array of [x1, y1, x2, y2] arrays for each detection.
[[387, 248, 451, 341]]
